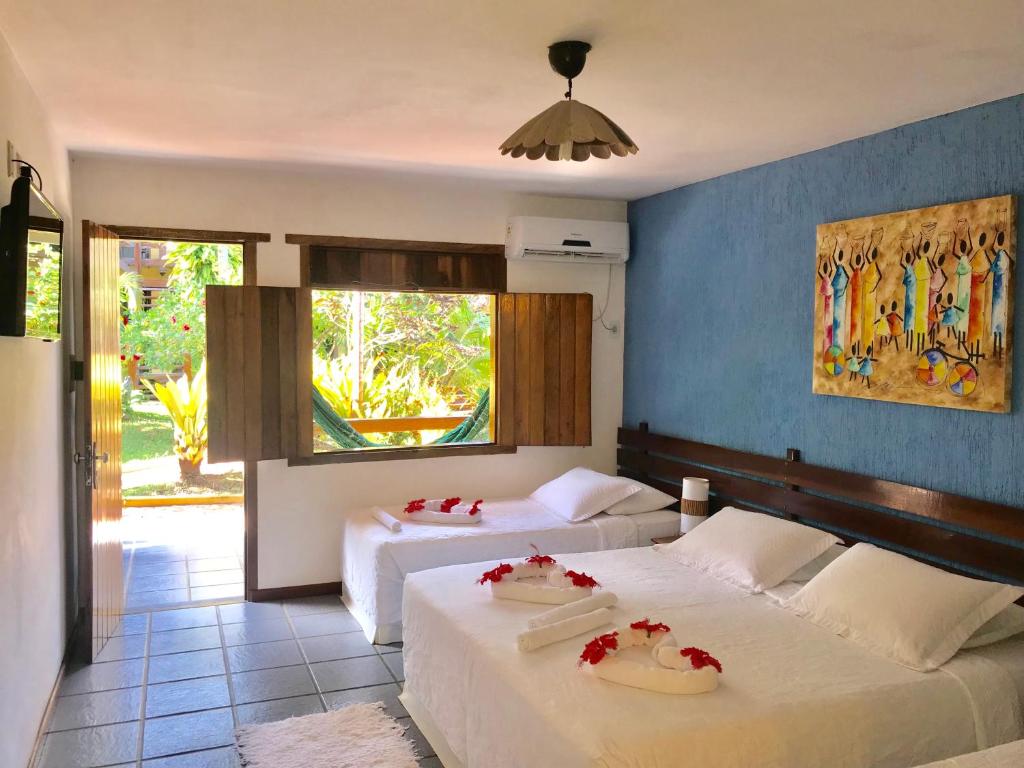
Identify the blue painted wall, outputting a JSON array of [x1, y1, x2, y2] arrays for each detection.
[[625, 94, 1024, 508]]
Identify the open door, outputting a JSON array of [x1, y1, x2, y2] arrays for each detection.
[[78, 220, 124, 659]]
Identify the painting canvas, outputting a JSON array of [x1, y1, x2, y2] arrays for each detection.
[[813, 194, 1015, 412]]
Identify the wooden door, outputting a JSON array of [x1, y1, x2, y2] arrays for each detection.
[[80, 221, 124, 659]]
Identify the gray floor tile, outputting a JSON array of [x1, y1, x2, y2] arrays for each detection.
[[291, 611, 361, 638], [222, 618, 293, 646], [38, 721, 139, 767], [309, 655, 394, 692], [132, 546, 188, 563], [150, 626, 222, 655], [143, 746, 239, 767], [323, 683, 406, 719], [226, 639, 303, 673], [112, 614, 150, 636], [142, 707, 235, 759], [148, 649, 226, 684], [374, 641, 403, 654], [383, 652, 404, 682], [151, 606, 219, 632], [300, 632, 375, 663], [190, 583, 244, 601], [129, 589, 190, 610], [48, 687, 143, 732], [235, 694, 324, 725], [95, 634, 148, 663], [146, 675, 231, 718], [61, 659, 145, 695], [218, 602, 283, 624], [419, 757, 443, 768], [189, 569, 243, 587], [399, 717, 436, 759], [230, 664, 316, 704], [130, 561, 188, 578], [281, 595, 345, 617], [189, 557, 240, 573], [130, 573, 189, 593]]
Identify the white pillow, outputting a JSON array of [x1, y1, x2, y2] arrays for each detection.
[[604, 482, 676, 516], [783, 543, 1024, 671], [530, 468, 641, 523], [659, 506, 841, 592], [787, 544, 847, 582], [962, 604, 1024, 649]]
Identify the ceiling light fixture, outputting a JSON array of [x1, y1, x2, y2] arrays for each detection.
[[500, 40, 638, 162]]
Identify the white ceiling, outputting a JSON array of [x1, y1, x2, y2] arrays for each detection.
[[3, 1, 1024, 200]]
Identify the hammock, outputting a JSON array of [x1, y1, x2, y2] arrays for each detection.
[[312, 386, 490, 450]]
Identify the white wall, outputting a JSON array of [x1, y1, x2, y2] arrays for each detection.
[[0, 32, 71, 768], [71, 154, 626, 589]]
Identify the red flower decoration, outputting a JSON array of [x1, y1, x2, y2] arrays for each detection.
[[679, 647, 722, 673], [468, 499, 483, 516], [182, 324, 191, 332], [122, 316, 129, 326], [630, 618, 671, 636], [565, 570, 600, 588], [439, 496, 461, 513], [132, 354, 141, 361], [526, 553, 557, 567], [578, 631, 619, 667], [120, 354, 126, 361], [404, 498, 426, 514], [478, 563, 514, 585]]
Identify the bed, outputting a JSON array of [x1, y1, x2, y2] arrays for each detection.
[[340, 498, 679, 642], [401, 547, 1024, 768], [398, 425, 1024, 768], [914, 740, 1024, 767]]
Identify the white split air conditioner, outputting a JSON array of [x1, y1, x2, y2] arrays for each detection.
[[505, 216, 629, 264]]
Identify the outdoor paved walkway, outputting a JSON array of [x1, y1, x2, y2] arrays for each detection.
[[123, 504, 244, 611]]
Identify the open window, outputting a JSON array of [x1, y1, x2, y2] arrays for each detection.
[[204, 236, 593, 463]]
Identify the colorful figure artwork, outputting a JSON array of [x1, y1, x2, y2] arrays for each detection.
[[813, 195, 1015, 413]]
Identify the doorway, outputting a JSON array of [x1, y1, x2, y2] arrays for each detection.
[[117, 236, 245, 610]]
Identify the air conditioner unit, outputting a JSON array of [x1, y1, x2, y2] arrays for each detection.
[[505, 216, 629, 264]]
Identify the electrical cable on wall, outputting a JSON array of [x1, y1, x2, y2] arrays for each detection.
[[593, 263, 617, 332]]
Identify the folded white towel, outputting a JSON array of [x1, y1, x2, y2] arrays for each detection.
[[421, 498, 482, 514], [528, 591, 619, 629], [491, 579, 589, 604], [589, 656, 719, 694], [405, 509, 481, 525], [517, 608, 614, 652], [372, 508, 402, 533]]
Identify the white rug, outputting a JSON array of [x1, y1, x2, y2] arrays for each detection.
[[235, 702, 420, 768]]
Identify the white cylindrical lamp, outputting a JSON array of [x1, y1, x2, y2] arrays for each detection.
[[680, 477, 710, 533]]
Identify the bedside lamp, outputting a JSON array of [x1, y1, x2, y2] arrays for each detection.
[[680, 477, 710, 533]]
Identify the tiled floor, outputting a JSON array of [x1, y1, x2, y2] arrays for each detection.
[[122, 505, 244, 610], [37, 597, 440, 768]]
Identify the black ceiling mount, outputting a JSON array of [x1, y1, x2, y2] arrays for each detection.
[[547, 41, 591, 81]]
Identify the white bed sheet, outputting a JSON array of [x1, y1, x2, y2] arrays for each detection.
[[401, 547, 1024, 768], [340, 499, 677, 642], [914, 740, 1024, 768]]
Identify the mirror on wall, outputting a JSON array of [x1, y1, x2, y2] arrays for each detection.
[[0, 165, 64, 340]]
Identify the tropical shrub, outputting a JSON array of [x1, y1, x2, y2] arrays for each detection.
[[143, 361, 208, 478]]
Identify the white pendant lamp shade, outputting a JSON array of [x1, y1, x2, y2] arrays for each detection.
[[500, 40, 637, 162], [499, 99, 639, 162]]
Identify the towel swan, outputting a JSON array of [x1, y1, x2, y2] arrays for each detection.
[[478, 553, 601, 605]]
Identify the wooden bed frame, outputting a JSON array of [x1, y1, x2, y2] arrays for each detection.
[[618, 423, 1024, 588]]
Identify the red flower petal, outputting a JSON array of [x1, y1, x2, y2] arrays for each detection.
[[578, 631, 619, 667], [565, 570, 600, 588], [120, 354, 126, 361], [478, 562, 514, 585], [403, 498, 426, 514], [526, 553, 557, 567], [629, 618, 671, 636], [679, 647, 722, 673], [182, 324, 191, 331], [439, 496, 461, 513]]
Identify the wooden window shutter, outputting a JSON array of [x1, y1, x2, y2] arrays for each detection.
[[496, 293, 592, 447], [205, 285, 313, 462]]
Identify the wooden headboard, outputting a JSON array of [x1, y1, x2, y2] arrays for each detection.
[[618, 423, 1024, 587]]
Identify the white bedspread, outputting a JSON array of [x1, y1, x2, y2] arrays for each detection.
[[340, 499, 675, 642], [914, 740, 1024, 768], [401, 547, 1024, 768]]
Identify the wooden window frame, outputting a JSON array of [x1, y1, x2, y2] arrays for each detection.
[[287, 233, 512, 465]]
